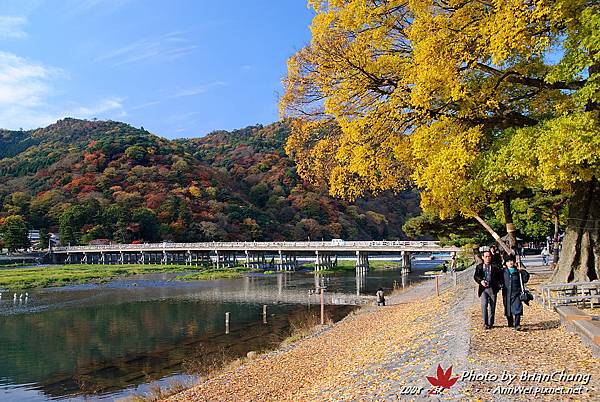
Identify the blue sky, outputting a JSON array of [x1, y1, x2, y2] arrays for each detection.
[[0, 0, 315, 138]]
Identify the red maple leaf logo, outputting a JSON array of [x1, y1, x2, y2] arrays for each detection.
[[427, 364, 459, 394]]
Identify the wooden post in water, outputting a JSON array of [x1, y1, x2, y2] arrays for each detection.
[[262, 304, 267, 324], [225, 312, 230, 334], [320, 287, 325, 325]]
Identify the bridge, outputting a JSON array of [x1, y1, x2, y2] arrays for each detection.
[[51, 240, 461, 272]]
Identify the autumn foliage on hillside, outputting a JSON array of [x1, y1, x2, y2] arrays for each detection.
[[0, 118, 418, 246]]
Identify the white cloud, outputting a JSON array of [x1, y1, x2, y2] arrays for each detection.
[[0, 51, 60, 107], [66, 97, 126, 118], [0, 96, 126, 130], [130, 100, 161, 111], [168, 81, 227, 98], [96, 32, 198, 67], [0, 106, 62, 130], [0, 51, 125, 130], [0, 15, 27, 39]]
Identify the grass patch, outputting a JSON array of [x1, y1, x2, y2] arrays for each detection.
[[308, 259, 402, 274], [175, 266, 258, 281], [0, 263, 235, 290], [369, 260, 402, 270]]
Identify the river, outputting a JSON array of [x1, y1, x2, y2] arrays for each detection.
[[0, 259, 442, 401]]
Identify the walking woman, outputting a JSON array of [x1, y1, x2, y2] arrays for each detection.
[[502, 255, 530, 331]]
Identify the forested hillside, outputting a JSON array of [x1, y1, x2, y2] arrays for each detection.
[[0, 118, 419, 247]]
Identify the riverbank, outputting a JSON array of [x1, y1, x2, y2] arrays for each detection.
[[163, 264, 599, 401], [0, 264, 256, 289]]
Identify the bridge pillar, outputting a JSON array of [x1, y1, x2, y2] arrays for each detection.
[[355, 251, 369, 273], [215, 250, 220, 269], [286, 253, 296, 271], [220, 252, 233, 268], [118, 251, 123, 265], [278, 250, 283, 271], [315, 250, 321, 271], [162, 250, 167, 265], [100, 252, 105, 265], [401, 251, 411, 273]]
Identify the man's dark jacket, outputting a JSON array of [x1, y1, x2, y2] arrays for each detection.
[[473, 263, 504, 297]]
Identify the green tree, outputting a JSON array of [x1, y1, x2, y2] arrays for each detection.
[[132, 208, 160, 242], [59, 205, 86, 246], [3, 192, 31, 216], [0, 215, 30, 252], [124, 145, 148, 164]]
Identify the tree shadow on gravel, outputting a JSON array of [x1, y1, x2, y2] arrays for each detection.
[[521, 320, 560, 332]]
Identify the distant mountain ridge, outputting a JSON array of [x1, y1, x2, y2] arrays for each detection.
[[0, 118, 419, 244]]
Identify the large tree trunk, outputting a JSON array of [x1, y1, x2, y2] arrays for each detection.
[[503, 194, 517, 251], [552, 208, 560, 265], [551, 178, 600, 283]]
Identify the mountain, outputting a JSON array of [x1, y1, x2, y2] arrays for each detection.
[[0, 118, 419, 244]]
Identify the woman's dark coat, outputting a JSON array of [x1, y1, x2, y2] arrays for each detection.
[[502, 268, 530, 316]]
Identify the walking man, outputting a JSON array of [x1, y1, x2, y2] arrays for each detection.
[[474, 250, 503, 329]]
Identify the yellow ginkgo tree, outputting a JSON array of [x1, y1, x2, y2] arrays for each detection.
[[280, 0, 599, 281]]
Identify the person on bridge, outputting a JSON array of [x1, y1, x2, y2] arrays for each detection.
[[501, 255, 530, 331], [473, 250, 503, 330], [376, 288, 385, 306]]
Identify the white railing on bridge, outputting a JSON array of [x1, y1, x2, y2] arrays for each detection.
[[52, 240, 459, 253]]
